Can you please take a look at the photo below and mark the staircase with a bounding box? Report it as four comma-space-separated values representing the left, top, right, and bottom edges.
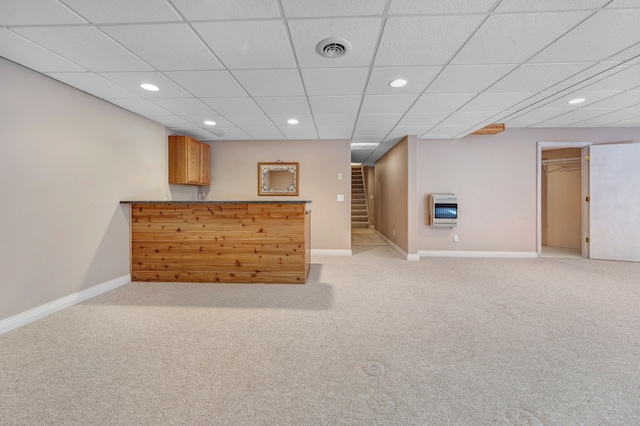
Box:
351, 166, 369, 229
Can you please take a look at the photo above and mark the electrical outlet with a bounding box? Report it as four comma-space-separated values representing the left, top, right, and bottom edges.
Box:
453, 235, 459, 243
337, 173, 342, 180
337, 194, 344, 202
392, 229, 396, 236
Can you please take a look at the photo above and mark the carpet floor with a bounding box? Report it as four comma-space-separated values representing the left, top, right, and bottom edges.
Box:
1, 239, 639, 425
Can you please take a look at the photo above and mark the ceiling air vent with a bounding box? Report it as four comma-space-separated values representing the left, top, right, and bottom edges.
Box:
317, 38, 351, 58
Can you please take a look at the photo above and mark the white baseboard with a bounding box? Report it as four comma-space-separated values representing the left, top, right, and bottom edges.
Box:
0, 274, 130, 336
375, 231, 420, 261
311, 249, 353, 256
419, 250, 538, 259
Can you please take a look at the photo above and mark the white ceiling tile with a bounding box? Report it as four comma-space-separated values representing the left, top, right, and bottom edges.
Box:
587, 91, 640, 108
389, 126, 436, 136
507, 109, 570, 122
63, 0, 182, 24
495, 0, 610, 12
545, 62, 625, 92
487, 63, 595, 92
301, 68, 369, 96
542, 91, 624, 109
360, 94, 418, 114
427, 65, 517, 94
254, 97, 311, 115
309, 96, 362, 114
171, 0, 281, 20
351, 136, 383, 144
102, 24, 222, 71
243, 127, 285, 140
225, 115, 275, 127
107, 98, 172, 115
193, 21, 295, 70
366, 66, 441, 95
578, 65, 640, 91
357, 114, 403, 127
388, 0, 496, 14
459, 92, 537, 112
214, 128, 252, 140
546, 108, 617, 122
164, 71, 247, 97
200, 98, 263, 115
396, 113, 449, 127
408, 93, 477, 113
288, 18, 382, 68
270, 115, 315, 128
608, 42, 640, 62
45, 72, 138, 99
280, 128, 319, 139
452, 12, 591, 65
170, 127, 221, 141
0, 29, 86, 72
375, 16, 484, 66
353, 126, 394, 137
317, 127, 353, 139
530, 122, 574, 128
281, 0, 386, 17
148, 98, 217, 115
532, 9, 640, 62
145, 115, 194, 128
439, 111, 499, 127
12, 26, 152, 72
422, 125, 469, 138
605, 0, 640, 8
601, 117, 640, 127
180, 115, 236, 128
232, 69, 305, 97
0, 0, 86, 25
579, 108, 640, 123
314, 115, 357, 127
97, 72, 192, 98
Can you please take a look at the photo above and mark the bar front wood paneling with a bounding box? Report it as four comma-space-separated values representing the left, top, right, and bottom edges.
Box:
127, 202, 311, 284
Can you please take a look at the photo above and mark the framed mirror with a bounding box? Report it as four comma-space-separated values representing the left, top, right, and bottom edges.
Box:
258, 162, 299, 196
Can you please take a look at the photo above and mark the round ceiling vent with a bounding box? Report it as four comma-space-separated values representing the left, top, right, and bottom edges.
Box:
316, 38, 352, 58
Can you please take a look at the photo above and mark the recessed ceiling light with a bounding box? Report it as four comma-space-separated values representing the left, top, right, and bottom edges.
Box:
140, 83, 159, 91
568, 97, 585, 105
204, 120, 216, 126
287, 119, 299, 125
389, 79, 408, 88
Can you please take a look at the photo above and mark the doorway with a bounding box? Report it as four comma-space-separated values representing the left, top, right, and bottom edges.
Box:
536, 141, 590, 258
541, 148, 583, 257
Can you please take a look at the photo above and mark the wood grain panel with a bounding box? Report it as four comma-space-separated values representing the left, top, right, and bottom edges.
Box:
130, 203, 310, 284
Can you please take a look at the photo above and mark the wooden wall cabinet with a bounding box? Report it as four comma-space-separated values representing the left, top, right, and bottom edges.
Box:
168, 135, 210, 185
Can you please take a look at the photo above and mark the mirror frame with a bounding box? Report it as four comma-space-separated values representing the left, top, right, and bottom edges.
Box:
258, 162, 299, 196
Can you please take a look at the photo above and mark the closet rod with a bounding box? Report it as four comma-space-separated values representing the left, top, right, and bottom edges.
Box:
541, 157, 582, 165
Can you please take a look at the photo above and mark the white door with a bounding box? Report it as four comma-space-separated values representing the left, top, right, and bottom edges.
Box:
589, 143, 640, 262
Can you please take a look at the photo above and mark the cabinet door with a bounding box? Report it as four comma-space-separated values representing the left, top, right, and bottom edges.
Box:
200, 142, 210, 185
186, 137, 201, 184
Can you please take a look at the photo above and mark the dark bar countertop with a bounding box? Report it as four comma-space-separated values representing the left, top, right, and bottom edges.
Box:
120, 200, 312, 204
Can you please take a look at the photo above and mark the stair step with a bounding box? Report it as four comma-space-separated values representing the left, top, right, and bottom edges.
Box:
352, 222, 369, 229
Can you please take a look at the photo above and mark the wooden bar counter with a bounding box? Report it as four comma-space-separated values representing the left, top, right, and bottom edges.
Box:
121, 201, 311, 284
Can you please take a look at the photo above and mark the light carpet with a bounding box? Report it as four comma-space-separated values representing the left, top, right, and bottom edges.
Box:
1, 245, 639, 425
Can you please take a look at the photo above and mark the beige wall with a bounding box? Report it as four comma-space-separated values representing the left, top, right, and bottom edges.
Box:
416, 128, 640, 254
207, 139, 351, 251
375, 137, 409, 251
0, 58, 168, 322
541, 148, 582, 249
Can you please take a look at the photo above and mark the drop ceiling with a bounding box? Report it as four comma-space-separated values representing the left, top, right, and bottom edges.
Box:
2, 0, 640, 164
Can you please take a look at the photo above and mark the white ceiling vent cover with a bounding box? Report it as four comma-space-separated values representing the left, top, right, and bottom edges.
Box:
317, 38, 352, 58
